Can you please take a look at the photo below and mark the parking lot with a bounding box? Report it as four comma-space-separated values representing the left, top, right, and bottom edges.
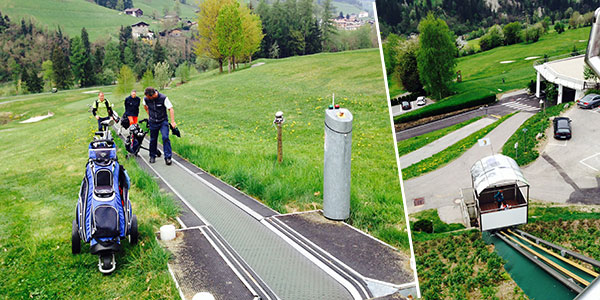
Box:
391, 97, 431, 116
523, 106, 600, 204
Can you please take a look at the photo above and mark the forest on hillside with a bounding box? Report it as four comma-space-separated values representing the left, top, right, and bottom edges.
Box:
376, 0, 600, 37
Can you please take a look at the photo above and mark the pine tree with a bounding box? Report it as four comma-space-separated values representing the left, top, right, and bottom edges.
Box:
104, 41, 121, 73
80, 28, 95, 87
70, 36, 86, 85
153, 39, 166, 64
51, 46, 73, 89
320, 0, 336, 51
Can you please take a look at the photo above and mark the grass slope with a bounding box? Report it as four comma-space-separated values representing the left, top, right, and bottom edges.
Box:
0, 88, 180, 298
0, 0, 198, 41
158, 49, 408, 248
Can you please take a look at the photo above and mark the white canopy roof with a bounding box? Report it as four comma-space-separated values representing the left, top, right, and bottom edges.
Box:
470, 154, 528, 196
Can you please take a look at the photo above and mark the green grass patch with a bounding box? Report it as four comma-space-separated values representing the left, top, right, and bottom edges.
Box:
402, 113, 515, 180
527, 205, 600, 223
0, 87, 180, 299
502, 103, 571, 165
163, 49, 408, 249
0, 0, 197, 41
397, 116, 482, 156
394, 88, 496, 124
410, 209, 465, 234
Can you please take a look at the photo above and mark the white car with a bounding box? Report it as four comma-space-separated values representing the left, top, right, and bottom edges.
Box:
416, 96, 427, 106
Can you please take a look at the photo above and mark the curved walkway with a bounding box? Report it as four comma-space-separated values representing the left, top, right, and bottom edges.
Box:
402, 112, 534, 223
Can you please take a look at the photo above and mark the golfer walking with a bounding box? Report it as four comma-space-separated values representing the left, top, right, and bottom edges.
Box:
143, 87, 176, 165
91, 92, 115, 130
124, 90, 141, 125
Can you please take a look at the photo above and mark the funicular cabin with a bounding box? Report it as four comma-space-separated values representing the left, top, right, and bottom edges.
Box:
470, 155, 529, 231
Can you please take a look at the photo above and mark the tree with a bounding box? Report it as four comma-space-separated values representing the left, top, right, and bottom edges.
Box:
417, 13, 456, 100
383, 33, 401, 76
216, 2, 243, 73
269, 41, 280, 58
104, 41, 121, 73
70, 36, 86, 86
395, 38, 422, 93
194, 0, 235, 72
51, 45, 72, 90
554, 22, 565, 34
584, 65, 599, 85
116, 65, 135, 94
41, 60, 54, 89
141, 68, 155, 88
175, 62, 191, 83
116, 0, 125, 11
80, 28, 95, 87
153, 39, 166, 65
479, 25, 504, 51
320, 0, 336, 51
524, 24, 543, 43
154, 61, 171, 89
22, 68, 43, 93
306, 20, 322, 54
503, 22, 521, 45
239, 4, 264, 63
174, 1, 181, 17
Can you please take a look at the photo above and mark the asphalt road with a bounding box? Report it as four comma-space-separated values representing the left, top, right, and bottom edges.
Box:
523, 106, 600, 205
396, 92, 540, 141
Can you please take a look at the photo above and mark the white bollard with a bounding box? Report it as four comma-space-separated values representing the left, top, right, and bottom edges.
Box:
160, 224, 176, 241
192, 292, 215, 300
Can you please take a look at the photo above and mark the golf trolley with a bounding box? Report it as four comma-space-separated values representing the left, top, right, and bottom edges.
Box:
72, 118, 138, 274
124, 118, 161, 158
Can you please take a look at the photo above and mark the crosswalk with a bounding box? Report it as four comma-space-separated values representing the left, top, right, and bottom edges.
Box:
500, 98, 540, 112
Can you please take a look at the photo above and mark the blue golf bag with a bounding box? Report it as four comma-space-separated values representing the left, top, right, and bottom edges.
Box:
72, 130, 138, 274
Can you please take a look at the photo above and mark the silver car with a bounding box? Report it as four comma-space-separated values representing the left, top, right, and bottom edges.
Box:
577, 93, 600, 109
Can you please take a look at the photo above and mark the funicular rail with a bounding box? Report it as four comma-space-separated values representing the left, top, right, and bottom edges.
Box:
496, 228, 600, 295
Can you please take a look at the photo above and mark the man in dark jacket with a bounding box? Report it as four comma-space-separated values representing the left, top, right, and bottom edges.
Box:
143, 87, 176, 165
124, 90, 141, 125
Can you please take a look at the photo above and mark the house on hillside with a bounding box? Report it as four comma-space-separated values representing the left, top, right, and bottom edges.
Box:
125, 8, 143, 17
131, 22, 153, 39
358, 11, 369, 18
168, 28, 182, 37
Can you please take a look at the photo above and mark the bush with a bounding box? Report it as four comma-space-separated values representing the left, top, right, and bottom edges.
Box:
414, 219, 434, 233
390, 92, 419, 106
554, 22, 565, 34
479, 25, 504, 51
524, 24, 544, 43
394, 89, 497, 124
98, 69, 116, 85
503, 22, 522, 45
175, 62, 191, 83
154, 61, 171, 89
195, 56, 218, 72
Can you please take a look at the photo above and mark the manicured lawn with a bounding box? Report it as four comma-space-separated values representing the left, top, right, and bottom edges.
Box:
0, 88, 180, 298
401, 113, 515, 180
396, 27, 590, 123
397, 116, 482, 156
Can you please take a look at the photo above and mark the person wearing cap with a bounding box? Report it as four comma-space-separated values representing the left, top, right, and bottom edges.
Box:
91, 91, 115, 130
143, 87, 176, 165
494, 190, 507, 209
124, 90, 141, 125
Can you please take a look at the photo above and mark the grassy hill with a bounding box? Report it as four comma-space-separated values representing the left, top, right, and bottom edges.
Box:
0, 0, 198, 41
0, 87, 180, 298
160, 49, 408, 248
395, 26, 590, 123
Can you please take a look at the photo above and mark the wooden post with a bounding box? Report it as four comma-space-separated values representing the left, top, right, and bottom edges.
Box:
277, 122, 283, 163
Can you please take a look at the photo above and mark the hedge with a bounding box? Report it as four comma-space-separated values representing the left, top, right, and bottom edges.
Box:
390, 93, 419, 106
394, 89, 497, 124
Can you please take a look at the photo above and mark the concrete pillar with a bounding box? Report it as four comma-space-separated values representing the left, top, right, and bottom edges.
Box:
536, 72, 541, 98
557, 84, 563, 104
575, 89, 584, 101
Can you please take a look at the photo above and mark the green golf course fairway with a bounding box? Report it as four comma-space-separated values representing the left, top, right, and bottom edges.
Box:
0, 48, 407, 297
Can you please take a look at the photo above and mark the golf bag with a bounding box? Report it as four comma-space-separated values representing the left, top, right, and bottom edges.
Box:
72, 122, 138, 274
125, 118, 160, 158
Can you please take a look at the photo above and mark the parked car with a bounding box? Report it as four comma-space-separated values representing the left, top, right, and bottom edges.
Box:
577, 93, 600, 108
416, 96, 427, 106
553, 117, 572, 139
401, 100, 412, 111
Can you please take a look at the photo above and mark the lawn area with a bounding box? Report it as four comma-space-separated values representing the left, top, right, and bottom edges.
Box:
395, 26, 590, 123
0, 0, 197, 41
401, 113, 515, 180
502, 103, 571, 165
151, 49, 408, 248
397, 116, 482, 156
0, 88, 180, 298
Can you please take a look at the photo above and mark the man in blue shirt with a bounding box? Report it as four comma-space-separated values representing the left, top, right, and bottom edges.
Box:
494, 190, 506, 209
143, 87, 176, 165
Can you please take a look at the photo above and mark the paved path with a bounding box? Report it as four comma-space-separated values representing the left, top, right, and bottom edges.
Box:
523, 106, 600, 205
399, 117, 497, 168
403, 112, 534, 223
396, 91, 540, 141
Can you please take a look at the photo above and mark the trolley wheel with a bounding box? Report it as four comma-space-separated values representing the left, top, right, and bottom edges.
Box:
98, 253, 116, 274
129, 214, 138, 245
71, 219, 81, 254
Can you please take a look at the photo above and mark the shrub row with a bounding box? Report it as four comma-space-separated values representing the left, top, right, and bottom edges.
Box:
390, 92, 418, 106
394, 89, 497, 124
